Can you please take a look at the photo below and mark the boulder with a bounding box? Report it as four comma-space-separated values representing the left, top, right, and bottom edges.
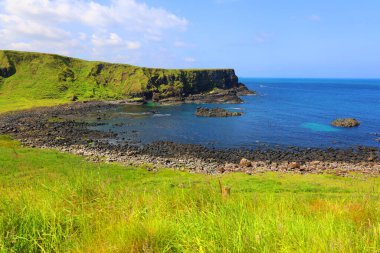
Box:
217, 167, 226, 173
239, 158, 252, 167
288, 162, 301, 170
195, 107, 242, 117
331, 118, 360, 128
224, 163, 238, 172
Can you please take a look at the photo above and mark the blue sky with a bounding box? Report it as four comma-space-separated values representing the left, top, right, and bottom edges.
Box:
0, 0, 379, 78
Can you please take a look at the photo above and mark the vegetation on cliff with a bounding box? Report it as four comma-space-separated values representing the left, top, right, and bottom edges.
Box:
0, 50, 241, 111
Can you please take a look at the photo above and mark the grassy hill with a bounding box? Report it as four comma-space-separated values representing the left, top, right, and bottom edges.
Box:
0, 50, 239, 112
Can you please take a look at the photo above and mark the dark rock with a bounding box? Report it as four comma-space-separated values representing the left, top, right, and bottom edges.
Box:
184, 88, 244, 104
195, 107, 242, 117
331, 118, 360, 128
235, 83, 256, 96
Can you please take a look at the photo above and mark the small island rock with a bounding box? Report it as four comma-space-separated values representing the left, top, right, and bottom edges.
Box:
331, 118, 360, 128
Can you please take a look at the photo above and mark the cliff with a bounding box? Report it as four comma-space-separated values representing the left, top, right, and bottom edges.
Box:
0, 50, 250, 103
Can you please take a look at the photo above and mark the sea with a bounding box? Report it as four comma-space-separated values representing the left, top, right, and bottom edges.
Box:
92, 78, 380, 149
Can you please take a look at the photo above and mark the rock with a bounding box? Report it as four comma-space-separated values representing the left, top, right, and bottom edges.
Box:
217, 167, 226, 173
185, 89, 244, 104
239, 158, 252, 167
376, 138, 380, 142
152, 92, 160, 102
331, 118, 360, 128
235, 83, 256, 96
288, 162, 301, 170
195, 107, 242, 117
224, 163, 237, 171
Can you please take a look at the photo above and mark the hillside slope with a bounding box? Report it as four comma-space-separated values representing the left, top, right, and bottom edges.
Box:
0, 50, 243, 102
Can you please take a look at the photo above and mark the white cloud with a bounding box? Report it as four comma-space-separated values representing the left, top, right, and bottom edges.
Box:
174, 40, 195, 48
184, 57, 196, 63
91, 33, 124, 47
309, 14, 321, 22
0, 14, 70, 40
1, 0, 188, 33
91, 33, 141, 50
126, 41, 141, 50
0, 0, 188, 63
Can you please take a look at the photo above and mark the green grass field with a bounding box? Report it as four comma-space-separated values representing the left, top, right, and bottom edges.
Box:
0, 135, 379, 252
0, 98, 68, 114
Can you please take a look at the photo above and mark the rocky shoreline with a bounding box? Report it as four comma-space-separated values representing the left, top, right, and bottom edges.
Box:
0, 101, 379, 176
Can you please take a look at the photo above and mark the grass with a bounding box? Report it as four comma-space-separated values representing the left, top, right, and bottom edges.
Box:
0, 135, 379, 252
0, 98, 68, 114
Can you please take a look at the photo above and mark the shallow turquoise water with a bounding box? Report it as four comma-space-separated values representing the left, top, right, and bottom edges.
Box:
301, 123, 340, 132
93, 78, 380, 149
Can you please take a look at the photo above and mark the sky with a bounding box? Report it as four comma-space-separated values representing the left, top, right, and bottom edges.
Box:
0, 0, 379, 78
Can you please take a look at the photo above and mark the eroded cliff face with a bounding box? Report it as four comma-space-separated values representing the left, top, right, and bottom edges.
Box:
145, 69, 239, 96
0, 50, 249, 103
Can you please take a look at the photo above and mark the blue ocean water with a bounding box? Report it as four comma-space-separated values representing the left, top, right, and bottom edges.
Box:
94, 78, 380, 149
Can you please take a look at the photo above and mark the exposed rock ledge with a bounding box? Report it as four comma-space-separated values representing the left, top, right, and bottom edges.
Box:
195, 107, 242, 117
156, 83, 255, 105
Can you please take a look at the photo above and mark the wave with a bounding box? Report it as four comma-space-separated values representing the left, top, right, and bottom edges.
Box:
153, 114, 171, 117
122, 112, 151, 116
226, 107, 244, 110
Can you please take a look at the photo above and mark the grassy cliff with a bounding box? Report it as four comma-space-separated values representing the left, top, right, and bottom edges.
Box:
0, 50, 239, 104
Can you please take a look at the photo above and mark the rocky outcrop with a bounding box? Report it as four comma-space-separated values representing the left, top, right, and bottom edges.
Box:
331, 118, 360, 128
236, 83, 256, 96
195, 107, 242, 117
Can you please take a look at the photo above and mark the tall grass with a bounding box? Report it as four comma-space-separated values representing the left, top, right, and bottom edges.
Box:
0, 135, 379, 252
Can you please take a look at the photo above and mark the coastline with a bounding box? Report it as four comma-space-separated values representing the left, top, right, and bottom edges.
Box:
1, 101, 379, 176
